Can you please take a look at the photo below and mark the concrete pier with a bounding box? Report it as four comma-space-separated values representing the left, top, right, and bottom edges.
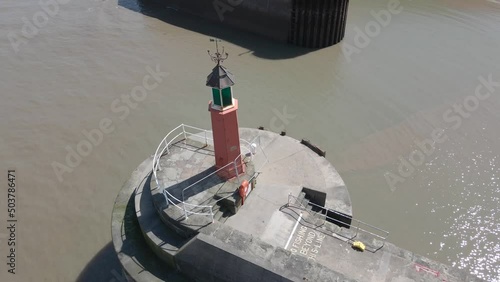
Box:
111, 127, 483, 282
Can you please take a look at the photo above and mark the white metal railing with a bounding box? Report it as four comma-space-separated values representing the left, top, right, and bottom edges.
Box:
152, 124, 268, 222
153, 124, 213, 220
248, 134, 269, 173
286, 193, 389, 246
181, 153, 245, 202
213, 171, 261, 204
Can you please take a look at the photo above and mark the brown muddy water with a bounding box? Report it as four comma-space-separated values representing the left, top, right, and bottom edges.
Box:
0, 0, 499, 281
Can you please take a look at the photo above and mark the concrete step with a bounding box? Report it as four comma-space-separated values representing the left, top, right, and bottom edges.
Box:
301, 197, 310, 210
213, 205, 224, 222
306, 204, 313, 212
149, 173, 159, 191
321, 218, 341, 234
314, 212, 326, 227
219, 206, 231, 224
135, 172, 191, 268
295, 191, 306, 205
302, 209, 326, 228
212, 204, 233, 223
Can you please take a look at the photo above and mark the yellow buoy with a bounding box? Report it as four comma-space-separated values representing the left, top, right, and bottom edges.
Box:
352, 241, 366, 252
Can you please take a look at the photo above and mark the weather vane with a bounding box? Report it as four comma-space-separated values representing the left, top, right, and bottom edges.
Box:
207, 38, 228, 65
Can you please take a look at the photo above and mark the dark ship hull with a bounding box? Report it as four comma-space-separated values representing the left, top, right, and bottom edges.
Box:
158, 0, 349, 48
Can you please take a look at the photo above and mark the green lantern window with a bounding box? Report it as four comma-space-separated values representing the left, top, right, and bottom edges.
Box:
212, 88, 222, 107
221, 87, 232, 107
212, 87, 233, 108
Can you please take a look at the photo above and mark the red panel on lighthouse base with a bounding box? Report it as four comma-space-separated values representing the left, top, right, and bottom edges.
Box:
209, 99, 245, 180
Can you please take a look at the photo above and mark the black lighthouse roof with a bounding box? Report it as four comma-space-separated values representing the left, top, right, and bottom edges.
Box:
206, 65, 235, 89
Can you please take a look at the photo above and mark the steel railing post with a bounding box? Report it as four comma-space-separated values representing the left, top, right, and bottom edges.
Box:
211, 207, 214, 223
234, 158, 240, 183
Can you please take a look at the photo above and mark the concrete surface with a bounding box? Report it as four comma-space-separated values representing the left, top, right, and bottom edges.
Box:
112, 128, 484, 282
111, 156, 189, 282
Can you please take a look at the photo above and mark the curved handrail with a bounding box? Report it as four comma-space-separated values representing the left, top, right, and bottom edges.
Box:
153, 126, 194, 218
152, 124, 259, 222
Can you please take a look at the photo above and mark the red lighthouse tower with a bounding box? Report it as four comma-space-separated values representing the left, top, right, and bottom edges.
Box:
206, 41, 245, 180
